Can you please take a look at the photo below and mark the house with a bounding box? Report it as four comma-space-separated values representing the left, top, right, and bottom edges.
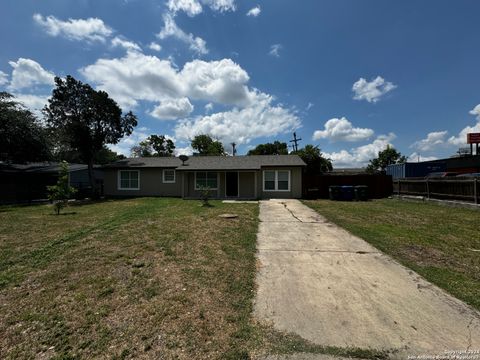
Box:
0, 162, 104, 203
103, 155, 306, 199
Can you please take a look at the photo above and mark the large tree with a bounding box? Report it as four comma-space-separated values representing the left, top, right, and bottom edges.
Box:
131, 134, 175, 157
293, 145, 332, 175
44, 75, 137, 193
0, 92, 51, 163
366, 146, 406, 173
247, 141, 288, 155
191, 134, 225, 155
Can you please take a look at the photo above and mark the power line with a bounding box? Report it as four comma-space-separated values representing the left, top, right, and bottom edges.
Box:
289, 132, 302, 152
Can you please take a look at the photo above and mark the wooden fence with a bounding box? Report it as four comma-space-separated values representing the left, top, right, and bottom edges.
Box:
393, 178, 479, 204
303, 174, 393, 199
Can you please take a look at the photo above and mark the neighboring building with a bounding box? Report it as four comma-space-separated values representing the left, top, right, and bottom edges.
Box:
103, 155, 306, 199
386, 155, 480, 179
0, 162, 104, 203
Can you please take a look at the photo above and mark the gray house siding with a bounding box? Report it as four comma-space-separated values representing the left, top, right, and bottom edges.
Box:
104, 168, 182, 197
257, 167, 302, 199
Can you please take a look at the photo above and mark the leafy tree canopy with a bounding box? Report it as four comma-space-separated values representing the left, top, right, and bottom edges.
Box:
191, 134, 225, 156
131, 134, 175, 157
44, 75, 137, 191
247, 141, 288, 155
0, 92, 51, 163
366, 145, 407, 173
53, 145, 125, 165
293, 144, 332, 175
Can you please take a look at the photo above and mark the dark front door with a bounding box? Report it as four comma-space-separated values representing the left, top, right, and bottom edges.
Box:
226, 172, 239, 197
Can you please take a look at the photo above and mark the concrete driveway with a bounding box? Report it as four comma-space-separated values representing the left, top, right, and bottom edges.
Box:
254, 199, 480, 356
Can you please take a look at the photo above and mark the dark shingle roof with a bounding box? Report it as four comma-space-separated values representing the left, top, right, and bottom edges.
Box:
0, 162, 92, 174
104, 155, 306, 170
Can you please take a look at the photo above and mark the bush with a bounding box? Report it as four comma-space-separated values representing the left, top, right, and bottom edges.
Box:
47, 161, 77, 215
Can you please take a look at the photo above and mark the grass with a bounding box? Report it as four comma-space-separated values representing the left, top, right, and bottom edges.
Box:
0, 198, 260, 359
303, 198, 480, 311
0, 198, 391, 359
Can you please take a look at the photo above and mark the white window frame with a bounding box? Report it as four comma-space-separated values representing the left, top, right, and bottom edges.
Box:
118, 170, 140, 191
262, 170, 291, 192
195, 171, 219, 190
162, 169, 176, 183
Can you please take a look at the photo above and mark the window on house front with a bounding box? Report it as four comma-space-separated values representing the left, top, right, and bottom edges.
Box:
195, 172, 218, 190
118, 170, 139, 190
263, 170, 290, 191
163, 169, 176, 183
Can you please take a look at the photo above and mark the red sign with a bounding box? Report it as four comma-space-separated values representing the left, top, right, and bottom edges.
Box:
467, 133, 480, 144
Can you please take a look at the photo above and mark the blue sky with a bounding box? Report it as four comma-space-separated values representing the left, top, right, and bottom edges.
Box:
1, 0, 480, 167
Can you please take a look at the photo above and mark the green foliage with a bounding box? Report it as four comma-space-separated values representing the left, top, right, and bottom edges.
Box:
200, 186, 212, 207
0, 92, 52, 163
366, 145, 406, 173
131, 134, 175, 157
53, 145, 125, 165
46, 161, 77, 215
293, 145, 332, 174
44, 75, 137, 192
247, 141, 288, 155
191, 134, 225, 156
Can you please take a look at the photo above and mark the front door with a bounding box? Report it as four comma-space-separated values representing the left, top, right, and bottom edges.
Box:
226, 172, 239, 197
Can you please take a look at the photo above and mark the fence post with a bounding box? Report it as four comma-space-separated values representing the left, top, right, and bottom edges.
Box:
426, 179, 430, 199
475, 178, 478, 205
397, 180, 401, 196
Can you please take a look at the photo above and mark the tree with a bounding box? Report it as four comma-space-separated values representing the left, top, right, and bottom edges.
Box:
131, 135, 175, 157
44, 76, 137, 195
52, 145, 125, 164
293, 145, 332, 175
47, 161, 77, 215
247, 141, 288, 155
366, 146, 407, 173
0, 92, 51, 163
191, 134, 225, 155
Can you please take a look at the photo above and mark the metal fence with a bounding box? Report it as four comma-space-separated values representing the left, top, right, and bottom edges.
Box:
393, 178, 479, 204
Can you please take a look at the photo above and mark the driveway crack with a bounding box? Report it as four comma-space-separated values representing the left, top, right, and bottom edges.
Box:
281, 202, 304, 222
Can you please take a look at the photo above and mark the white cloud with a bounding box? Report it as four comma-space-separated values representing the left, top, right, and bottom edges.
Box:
157, 14, 208, 55
205, 102, 213, 112
352, 76, 397, 103
408, 152, 438, 162
447, 104, 480, 146
174, 145, 194, 156
166, 0, 235, 15
167, 0, 203, 16
269, 44, 282, 57
306, 102, 314, 111
111, 36, 141, 52
148, 42, 162, 51
469, 104, 480, 119
204, 0, 236, 12
0, 71, 8, 86
149, 97, 194, 120
411, 130, 448, 152
81, 52, 257, 110
33, 14, 113, 42
12, 93, 50, 117
108, 126, 150, 156
247, 5, 261, 17
324, 133, 396, 168
313, 117, 374, 142
174, 97, 300, 145
8, 58, 55, 90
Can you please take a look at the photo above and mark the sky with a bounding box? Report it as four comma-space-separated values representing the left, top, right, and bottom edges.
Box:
1, 0, 480, 167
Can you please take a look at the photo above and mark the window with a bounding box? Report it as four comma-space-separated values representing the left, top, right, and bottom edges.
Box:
163, 169, 176, 183
195, 172, 218, 190
263, 170, 290, 191
118, 170, 140, 190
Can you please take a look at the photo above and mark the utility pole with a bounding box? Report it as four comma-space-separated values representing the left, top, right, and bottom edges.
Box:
231, 142, 237, 156
289, 132, 302, 152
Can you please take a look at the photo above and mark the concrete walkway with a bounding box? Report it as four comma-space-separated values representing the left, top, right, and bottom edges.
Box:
254, 199, 480, 356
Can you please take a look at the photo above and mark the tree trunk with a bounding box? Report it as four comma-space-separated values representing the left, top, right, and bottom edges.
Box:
87, 158, 97, 198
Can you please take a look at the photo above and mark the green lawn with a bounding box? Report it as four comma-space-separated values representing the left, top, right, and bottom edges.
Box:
304, 199, 480, 311
0, 198, 260, 359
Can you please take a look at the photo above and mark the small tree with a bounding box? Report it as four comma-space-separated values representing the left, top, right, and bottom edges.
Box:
366, 146, 406, 173
200, 186, 212, 207
47, 161, 77, 215
247, 141, 288, 155
191, 134, 225, 155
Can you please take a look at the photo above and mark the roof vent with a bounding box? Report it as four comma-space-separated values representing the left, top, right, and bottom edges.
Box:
179, 155, 189, 165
